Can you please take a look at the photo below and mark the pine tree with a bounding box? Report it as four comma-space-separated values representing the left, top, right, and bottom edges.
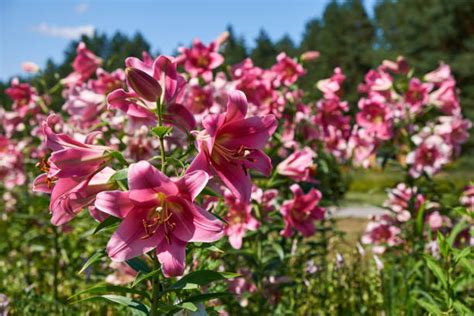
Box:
220, 26, 248, 66
251, 29, 278, 68
275, 34, 297, 57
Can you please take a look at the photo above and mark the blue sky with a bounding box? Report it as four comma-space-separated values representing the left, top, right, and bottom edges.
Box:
0, 0, 376, 80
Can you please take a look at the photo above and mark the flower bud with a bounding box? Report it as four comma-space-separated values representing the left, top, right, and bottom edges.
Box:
125, 67, 162, 102
300, 51, 320, 62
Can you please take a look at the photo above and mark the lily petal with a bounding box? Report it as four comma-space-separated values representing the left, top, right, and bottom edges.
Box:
243, 149, 272, 176
128, 161, 178, 207
107, 209, 164, 262
189, 206, 224, 243
95, 190, 134, 218
156, 236, 187, 277
218, 115, 277, 149
175, 170, 209, 201
214, 162, 251, 202
225, 90, 247, 123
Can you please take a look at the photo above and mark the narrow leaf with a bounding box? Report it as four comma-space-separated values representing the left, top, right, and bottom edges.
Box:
78, 250, 106, 274
109, 168, 128, 182
425, 256, 448, 289
93, 216, 121, 235
168, 270, 239, 291
68, 284, 150, 301
416, 299, 442, 315
126, 257, 151, 273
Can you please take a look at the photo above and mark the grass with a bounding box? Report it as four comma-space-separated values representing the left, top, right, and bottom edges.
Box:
342, 156, 474, 206
334, 155, 474, 248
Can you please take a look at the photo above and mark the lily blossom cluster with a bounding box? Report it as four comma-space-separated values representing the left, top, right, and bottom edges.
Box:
460, 183, 474, 213
2, 34, 470, 288
350, 57, 471, 173
362, 182, 468, 254
314, 68, 352, 160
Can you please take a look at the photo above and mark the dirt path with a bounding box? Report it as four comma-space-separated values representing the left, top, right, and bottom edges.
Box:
329, 205, 387, 218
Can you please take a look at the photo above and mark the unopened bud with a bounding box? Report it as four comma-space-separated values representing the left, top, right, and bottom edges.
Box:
300, 51, 320, 62
126, 67, 162, 102
215, 31, 230, 47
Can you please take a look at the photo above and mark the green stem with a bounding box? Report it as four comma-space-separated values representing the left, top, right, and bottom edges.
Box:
53, 226, 60, 304
149, 100, 166, 315
156, 101, 166, 172
150, 253, 162, 316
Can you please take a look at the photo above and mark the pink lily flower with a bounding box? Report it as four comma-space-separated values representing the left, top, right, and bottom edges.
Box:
276, 147, 316, 182
251, 186, 278, 213
48, 167, 115, 226
356, 96, 393, 140
107, 55, 195, 131
426, 211, 452, 231
89, 68, 125, 95
404, 78, 432, 113
62, 42, 102, 87
406, 133, 451, 178
362, 215, 401, 254
223, 190, 259, 249
383, 183, 425, 222
429, 80, 461, 116
381, 56, 409, 74
434, 116, 472, 155
280, 184, 325, 237
94, 161, 224, 277
358, 69, 393, 94
460, 184, 474, 212
0, 136, 26, 189
63, 85, 105, 129
178, 39, 224, 82
316, 67, 346, 99
41, 114, 112, 178
189, 90, 277, 202
271, 53, 305, 87
348, 126, 378, 168
424, 63, 452, 84
5, 78, 40, 118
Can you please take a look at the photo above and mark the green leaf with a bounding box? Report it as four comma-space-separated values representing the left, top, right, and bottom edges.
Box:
453, 300, 471, 314
415, 202, 426, 236
93, 216, 121, 235
447, 220, 468, 246
152, 126, 173, 138
68, 284, 150, 301
132, 269, 161, 287
425, 256, 448, 289
126, 257, 151, 273
201, 187, 220, 197
109, 168, 128, 182
437, 232, 449, 259
459, 258, 474, 275
453, 247, 471, 264
83, 295, 149, 315
192, 243, 224, 253
78, 250, 106, 274
109, 151, 129, 166
181, 292, 231, 304
168, 270, 239, 291
416, 299, 442, 315
177, 302, 198, 312
271, 242, 285, 261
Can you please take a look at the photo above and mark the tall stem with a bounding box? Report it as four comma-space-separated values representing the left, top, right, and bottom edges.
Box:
157, 101, 166, 172
52, 226, 60, 304
150, 253, 162, 316
150, 100, 166, 315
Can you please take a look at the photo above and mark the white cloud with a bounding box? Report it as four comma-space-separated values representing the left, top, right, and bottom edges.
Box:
33, 23, 95, 40
75, 2, 89, 14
